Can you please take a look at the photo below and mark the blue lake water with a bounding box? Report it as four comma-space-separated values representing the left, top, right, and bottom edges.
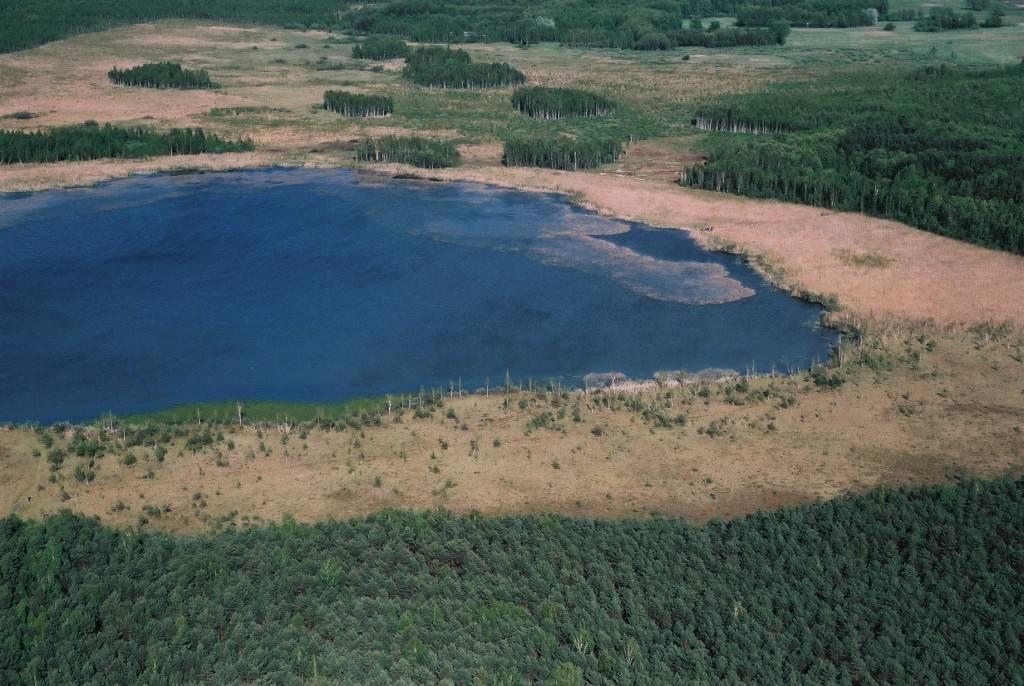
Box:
0, 168, 834, 423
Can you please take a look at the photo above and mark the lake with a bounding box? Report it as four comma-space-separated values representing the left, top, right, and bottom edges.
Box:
0, 169, 834, 423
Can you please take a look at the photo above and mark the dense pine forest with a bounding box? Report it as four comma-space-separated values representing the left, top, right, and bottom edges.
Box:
323, 90, 393, 117
108, 62, 215, 89
512, 87, 615, 119
0, 0, 889, 53
0, 123, 253, 164
683, 64, 1024, 254
402, 47, 526, 89
351, 36, 409, 60
3, 478, 1023, 684
356, 135, 460, 168
503, 135, 625, 170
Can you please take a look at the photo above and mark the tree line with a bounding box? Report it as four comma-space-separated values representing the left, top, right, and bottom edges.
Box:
355, 135, 460, 168
402, 46, 525, 89
323, 90, 393, 117
1, 0, 889, 54
503, 135, 625, 170
511, 86, 615, 119
913, 7, 978, 31
345, 0, 881, 48
351, 35, 409, 59
107, 62, 215, 89
560, 22, 790, 49
736, 1, 878, 28
0, 122, 254, 164
2, 477, 1023, 683
681, 64, 1024, 254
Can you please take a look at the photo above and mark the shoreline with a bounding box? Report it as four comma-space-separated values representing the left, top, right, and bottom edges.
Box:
4, 155, 1024, 329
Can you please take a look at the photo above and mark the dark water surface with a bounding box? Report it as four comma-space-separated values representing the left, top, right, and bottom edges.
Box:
0, 169, 834, 422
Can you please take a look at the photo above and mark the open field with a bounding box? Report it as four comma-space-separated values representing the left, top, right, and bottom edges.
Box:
3, 324, 1022, 532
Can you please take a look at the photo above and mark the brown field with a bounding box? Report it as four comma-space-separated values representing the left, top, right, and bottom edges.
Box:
2, 325, 1023, 532
2, 21, 1023, 531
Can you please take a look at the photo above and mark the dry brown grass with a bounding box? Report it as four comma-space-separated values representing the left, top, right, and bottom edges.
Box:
415, 166, 1024, 327
3, 327, 1023, 532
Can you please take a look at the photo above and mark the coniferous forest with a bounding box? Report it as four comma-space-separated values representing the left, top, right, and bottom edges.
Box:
683, 65, 1024, 254
2, 478, 1023, 684
356, 135, 460, 168
503, 136, 625, 170
108, 62, 215, 89
0, 0, 892, 53
512, 87, 615, 120
323, 90, 393, 117
351, 36, 409, 60
402, 47, 526, 89
0, 123, 253, 164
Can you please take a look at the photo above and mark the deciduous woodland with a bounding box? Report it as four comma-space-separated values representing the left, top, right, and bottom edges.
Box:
3, 478, 1023, 684
107, 62, 215, 89
402, 46, 525, 89
355, 135, 460, 168
511, 87, 615, 120
683, 65, 1024, 254
503, 135, 625, 170
323, 90, 393, 117
0, 123, 253, 164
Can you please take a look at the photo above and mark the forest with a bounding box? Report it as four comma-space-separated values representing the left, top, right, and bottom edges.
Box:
355, 135, 460, 168
323, 90, 393, 117
682, 64, 1024, 254
345, 0, 875, 47
512, 87, 615, 120
0, 0, 886, 53
2, 477, 1022, 684
402, 47, 526, 89
912, 7, 979, 31
735, 0, 878, 28
503, 135, 625, 170
107, 62, 215, 89
350, 35, 409, 60
0, 123, 253, 164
